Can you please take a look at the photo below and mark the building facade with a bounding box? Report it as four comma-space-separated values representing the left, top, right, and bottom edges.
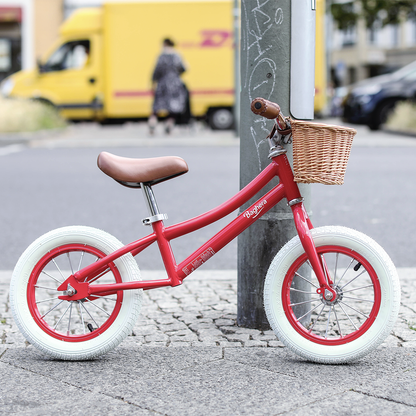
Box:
0, 0, 104, 82
330, 7, 416, 87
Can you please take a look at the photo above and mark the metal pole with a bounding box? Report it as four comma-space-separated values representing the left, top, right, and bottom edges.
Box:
237, 0, 312, 329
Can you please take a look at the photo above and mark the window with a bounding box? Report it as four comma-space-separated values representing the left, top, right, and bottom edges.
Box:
341, 26, 357, 47
0, 38, 11, 71
42, 40, 90, 72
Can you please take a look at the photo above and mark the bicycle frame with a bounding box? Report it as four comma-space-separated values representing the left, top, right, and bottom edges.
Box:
58, 151, 334, 301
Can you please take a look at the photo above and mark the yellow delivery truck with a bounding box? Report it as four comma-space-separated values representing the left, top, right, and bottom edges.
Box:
1, 0, 235, 129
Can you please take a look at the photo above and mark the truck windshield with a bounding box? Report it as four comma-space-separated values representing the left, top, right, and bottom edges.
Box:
42, 40, 90, 72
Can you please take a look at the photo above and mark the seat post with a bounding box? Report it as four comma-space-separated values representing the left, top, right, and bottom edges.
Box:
140, 183, 168, 226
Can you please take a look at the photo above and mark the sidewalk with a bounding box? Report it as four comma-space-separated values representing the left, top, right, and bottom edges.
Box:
1, 268, 416, 415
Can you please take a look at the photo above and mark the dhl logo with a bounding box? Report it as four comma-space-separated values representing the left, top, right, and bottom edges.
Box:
179, 30, 233, 49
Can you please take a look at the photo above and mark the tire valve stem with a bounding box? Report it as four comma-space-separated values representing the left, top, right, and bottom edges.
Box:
354, 262, 362, 271
87, 323, 95, 332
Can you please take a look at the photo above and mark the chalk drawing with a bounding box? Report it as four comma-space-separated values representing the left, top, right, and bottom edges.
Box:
242, 0, 284, 171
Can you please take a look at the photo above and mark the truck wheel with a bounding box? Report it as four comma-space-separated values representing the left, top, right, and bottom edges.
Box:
208, 108, 234, 130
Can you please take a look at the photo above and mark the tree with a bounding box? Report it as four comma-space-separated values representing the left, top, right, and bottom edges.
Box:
331, 0, 416, 30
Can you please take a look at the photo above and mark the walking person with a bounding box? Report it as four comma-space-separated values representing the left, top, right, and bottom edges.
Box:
148, 38, 188, 135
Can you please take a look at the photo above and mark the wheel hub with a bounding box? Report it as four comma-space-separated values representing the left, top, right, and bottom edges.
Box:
320, 285, 343, 306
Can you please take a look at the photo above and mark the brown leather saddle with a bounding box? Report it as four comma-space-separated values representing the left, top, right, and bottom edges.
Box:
97, 151, 189, 188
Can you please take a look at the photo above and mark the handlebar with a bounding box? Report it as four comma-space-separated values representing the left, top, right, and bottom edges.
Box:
250, 98, 281, 119
251, 97, 291, 135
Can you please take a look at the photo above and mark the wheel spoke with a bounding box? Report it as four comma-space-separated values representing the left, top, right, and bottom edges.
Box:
77, 251, 85, 273
80, 301, 100, 328
332, 305, 342, 337
290, 288, 316, 295
294, 271, 318, 289
324, 305, 332, 339
308, 304, 326, 332
343, 284, 374, 294
53, 302, 72, 330
52, 259, 66, 281
338, 302, 359, 330
296, 302, 323, 322
35, 285, 58, 291
36, 297, 61, 304
289, 298, 320, 307
67, 302, 74, 335
67, 253, 75, 275
333, 253, 339, 285
84, 298, 111, 316
340, 269, 366, 290
77, 301, 86, 335
335, 257, 354, 287
342, 295, 374, 303
339, 300, 369, 319
41, 270, 63, 285
41, 300, 65, 318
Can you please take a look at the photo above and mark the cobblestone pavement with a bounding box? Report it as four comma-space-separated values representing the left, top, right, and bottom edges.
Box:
1, 268, 416, 353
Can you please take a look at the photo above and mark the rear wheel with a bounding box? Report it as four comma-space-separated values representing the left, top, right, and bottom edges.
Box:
264, 226, 400, 364
10, 226, 142, 360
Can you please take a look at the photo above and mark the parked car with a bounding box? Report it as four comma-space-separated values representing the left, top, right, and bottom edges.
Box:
342, 60, 416, 130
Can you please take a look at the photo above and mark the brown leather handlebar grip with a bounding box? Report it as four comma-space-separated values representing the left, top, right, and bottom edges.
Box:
251, 98, 281, 119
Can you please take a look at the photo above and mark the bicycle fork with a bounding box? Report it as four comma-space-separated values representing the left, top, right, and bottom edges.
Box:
290, 201, 337, 301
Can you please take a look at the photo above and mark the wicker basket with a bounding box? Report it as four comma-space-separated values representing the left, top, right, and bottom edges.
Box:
291, 119, 357, 185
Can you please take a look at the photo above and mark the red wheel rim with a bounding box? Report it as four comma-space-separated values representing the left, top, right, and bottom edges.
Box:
281, 245, 381, 345
27, 244, 123, 342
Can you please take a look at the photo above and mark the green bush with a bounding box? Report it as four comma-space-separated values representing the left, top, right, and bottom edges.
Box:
385, 101, 416, 133
0, 97, 67, 133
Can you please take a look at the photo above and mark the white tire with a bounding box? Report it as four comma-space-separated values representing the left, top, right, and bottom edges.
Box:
264, 226, 400, 364
10, 226, 142, 360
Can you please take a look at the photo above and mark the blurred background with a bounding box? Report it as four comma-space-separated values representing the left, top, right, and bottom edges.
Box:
0, 0, 416, 132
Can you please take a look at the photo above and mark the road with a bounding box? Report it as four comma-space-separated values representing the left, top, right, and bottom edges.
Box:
0, 121, 415, 270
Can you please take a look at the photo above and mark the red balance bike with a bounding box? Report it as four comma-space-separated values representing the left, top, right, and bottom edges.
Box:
10, 98, 400, 364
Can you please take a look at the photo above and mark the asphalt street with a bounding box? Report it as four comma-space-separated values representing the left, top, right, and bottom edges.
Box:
1, 120, 416, 415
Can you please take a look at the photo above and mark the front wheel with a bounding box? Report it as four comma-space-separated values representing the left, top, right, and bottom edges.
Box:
264, 226, 400, 364
10, 226, 142, 360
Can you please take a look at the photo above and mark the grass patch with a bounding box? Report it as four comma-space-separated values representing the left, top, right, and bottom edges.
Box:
385, 101, 416, 134
0, 97, 67, 133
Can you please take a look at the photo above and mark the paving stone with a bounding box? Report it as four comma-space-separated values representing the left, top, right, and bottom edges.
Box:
214, 318, 235, 326
224, 334, 250, 343
144, 334, 170, 343
268, 340, 285, 348
245, 340, 268, 347
218, 341, 242, 347
132, 325, 158, 336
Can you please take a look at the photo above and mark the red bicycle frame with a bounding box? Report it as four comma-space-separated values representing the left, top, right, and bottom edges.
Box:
58, 151, 335, 301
